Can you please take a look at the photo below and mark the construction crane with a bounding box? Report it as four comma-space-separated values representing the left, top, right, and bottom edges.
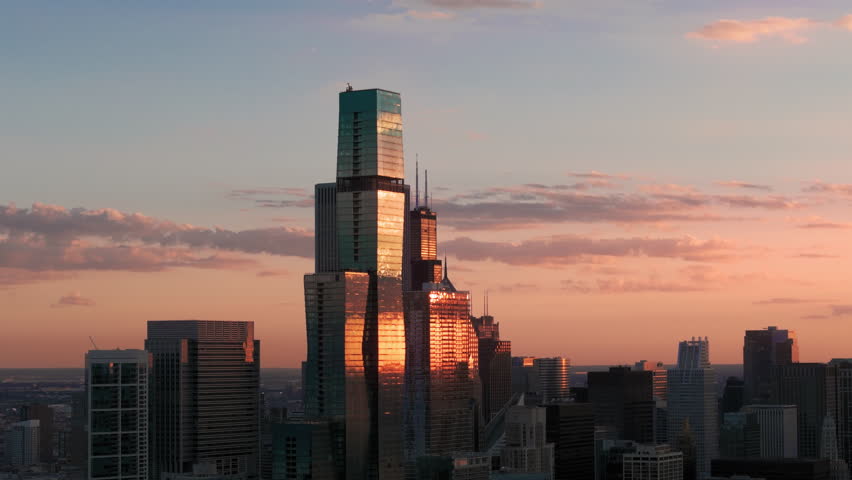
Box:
89, 336, 99, 350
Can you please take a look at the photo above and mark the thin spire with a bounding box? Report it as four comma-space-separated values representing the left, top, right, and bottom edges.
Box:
415, 154, 420, 209
443, 254, 448, 280
424, 169, 429, 210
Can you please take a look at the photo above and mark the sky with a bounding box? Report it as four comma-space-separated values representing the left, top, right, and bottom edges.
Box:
3, 0, 852, 367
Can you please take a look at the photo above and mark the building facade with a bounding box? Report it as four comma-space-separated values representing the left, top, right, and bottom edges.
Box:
588, 366, 656, 443
743, 326, 798, 405
770, 363, 837, 459
501, 402, 554, 480
622, 444, 683, 480
545, 402, 595, 480
740, 405, 798, 458
4, 420, 40, 467
667, 338, 718, 479
146, 321, 260, 480
303, 87, 408, 480
533, 358, 570, 404
85, 349, 149, 480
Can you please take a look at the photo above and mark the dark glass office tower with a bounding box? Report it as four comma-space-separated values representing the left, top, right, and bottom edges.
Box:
771, 362, 838, 458
545, 403, 595, 480
588, 366, 655, 443
744, 326, 798, 405
146, 320, 260, 480
304, 88, 407, 480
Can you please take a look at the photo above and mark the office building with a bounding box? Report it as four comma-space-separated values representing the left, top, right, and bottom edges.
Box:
721, 378, 744, 414
146, 321, 260, 480
719, 412, 760, 459
501, 401, 554, 480
622, 444, 683, 480
85, 349, 149, 480
4, 419, 40, 466
473, 314, 512, 422
667, 338, 718, 479
270, 421, 334, 480
545, 402, 595, 480
829, 359, 852, 470
303, 87, 408, 480
771, 363, 837, 458
588, 366, 655, 443
744, 327, 798, 405
407, 177, 441, 291
740, 405, 797, 458
635, 361, 668, 402
512, 357, 537, 396
710, 458, 830, 480
20, 404, 55, 463
404, 270, 481, 462
533, 358, 570, 404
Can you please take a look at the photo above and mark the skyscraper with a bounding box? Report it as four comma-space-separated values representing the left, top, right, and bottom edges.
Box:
85, 349, 149, 480
588, 366, 656, 443
4, 420, 40, 467
403, 270, 480, 463
146, 320, 260, 480
472, 314, 512, 423
501, 400, 555, 479
771, 362, 837, 459
407, 167, 441, 291
304, 87, 407, 480
622, 444, 684, 480
830, 359, 852, 472
667, 338, 717, 479
635, 360, 668, 402
545, 402, 595, 480
743, 326, 798, 405
19, 404, 55, 463
740, 404, 798, 458
534, 357, 571, 404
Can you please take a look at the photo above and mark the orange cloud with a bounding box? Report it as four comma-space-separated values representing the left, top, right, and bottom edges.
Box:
687, 16, 817, 44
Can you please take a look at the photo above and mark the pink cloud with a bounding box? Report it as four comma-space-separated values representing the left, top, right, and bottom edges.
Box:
51, 292, 95, 308
836, 15, 852, 30
687, 17, 818, 44
256, 269, 288, 277
426, 0, 540, 9
804, 181, 852, 196
407, 10, 456, 20
0, 268, 75, 288
754, 297, 826, 305
716, 180, 773, 192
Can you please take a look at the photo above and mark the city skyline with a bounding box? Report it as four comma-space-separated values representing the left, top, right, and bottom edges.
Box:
5, 1, 852, 368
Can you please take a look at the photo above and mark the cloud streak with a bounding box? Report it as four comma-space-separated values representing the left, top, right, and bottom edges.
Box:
688, 14, 852, 44
52, 292, 96, 308
425, 0, 540, 9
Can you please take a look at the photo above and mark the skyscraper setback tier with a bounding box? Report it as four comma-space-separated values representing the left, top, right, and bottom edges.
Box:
145, 320, 260, 480
304, 87, 407, 480
743, 326, 798, 405
770, 362, 838, 459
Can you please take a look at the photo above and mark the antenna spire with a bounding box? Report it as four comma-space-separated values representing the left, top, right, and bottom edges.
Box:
415, 155, 420, 209
443, 254, 448, 281
424, 169, 429, 210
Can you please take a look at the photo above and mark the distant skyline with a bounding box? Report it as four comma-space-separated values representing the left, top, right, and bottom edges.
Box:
3, 1, 852, 367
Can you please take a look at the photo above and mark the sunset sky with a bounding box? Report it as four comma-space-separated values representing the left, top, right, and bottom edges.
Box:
3, 0, 852, 368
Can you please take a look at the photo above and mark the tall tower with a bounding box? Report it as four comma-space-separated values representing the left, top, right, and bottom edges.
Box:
304, 88, 407, 480
85, 349, 149, 480
146, 320, 260, 480
743, 326, 798, 405
667, 338, 718, 479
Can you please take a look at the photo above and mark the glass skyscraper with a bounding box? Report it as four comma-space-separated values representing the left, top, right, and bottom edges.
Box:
145, 320, 260, 480
743, 326, 798, 405
304, 87, 407, 480
85, 349, 150, 480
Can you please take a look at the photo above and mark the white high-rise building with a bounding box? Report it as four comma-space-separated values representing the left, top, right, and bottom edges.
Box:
86, 349, 149, 480
623, 444, 683, 480
4, 419, 40, 466
741, 404, 798, 458
533, 357, 570, 403
667, 338, 718, 480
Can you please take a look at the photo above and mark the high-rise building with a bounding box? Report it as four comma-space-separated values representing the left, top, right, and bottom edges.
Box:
545, 402, 595, 480
20, 404, 55, 463
718, 412, 760, 459
743, 326, 798, 405
622, 444, 683, 480
403, 270, 480, 463
70, 390, 89, 475
533, 358, 570, 404
407, 180, 441, 291
740, 405, 797, 458
270, 421, 335, 480
314, 182, 338, 273
304, 87, 407, 480
588, 367, 655, 443
635, 361, 668, 402
146, 320, 260, 480
4, 420, 40, 466
85, 349, 149, 480
512, 357, 537, 396
473, 314, 512, 423
770, 363, 837, 459
501, 401, 554, 480
667, 338, 718, 479
829, 359, 852, 471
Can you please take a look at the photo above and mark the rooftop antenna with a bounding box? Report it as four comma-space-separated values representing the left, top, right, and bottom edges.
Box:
443, 254, 448, 281
345, 82, 353, 92
89, 336, 99, 350
424, 169, 429, 210
415, 155, 420, 209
